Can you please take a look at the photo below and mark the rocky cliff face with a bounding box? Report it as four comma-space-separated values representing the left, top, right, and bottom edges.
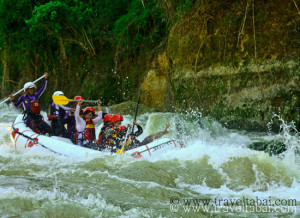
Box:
140, 52, 171, 111
170, 61, 299, 131
139, 0, 300, 131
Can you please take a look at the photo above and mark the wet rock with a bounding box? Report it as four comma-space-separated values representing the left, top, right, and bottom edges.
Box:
138, 0, 300, 131
140, 52, 171, 111
248, 140, 286, 156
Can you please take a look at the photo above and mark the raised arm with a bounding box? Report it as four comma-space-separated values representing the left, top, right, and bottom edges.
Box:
92, 99, 102, 124
75, 104, 85, 130
132, 120, 143, 137
35, 73, 48, 100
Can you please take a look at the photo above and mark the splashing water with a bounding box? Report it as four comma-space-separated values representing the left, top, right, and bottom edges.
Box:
0, 103, 299, 217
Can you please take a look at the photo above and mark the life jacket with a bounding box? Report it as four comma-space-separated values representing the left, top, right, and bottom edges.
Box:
97, 124, 116, 147
29, 101, 41, 114
23, 103, 43, 126
22, 95, 41, 124
99, 125, 118, 148
110, 127, 118, 142
106, 127, 120, 149
77, 119, 96, 144
22, 94, 41, 115
83, 119, 96, 141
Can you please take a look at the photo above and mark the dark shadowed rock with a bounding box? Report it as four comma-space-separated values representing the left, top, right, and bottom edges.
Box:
248, 140, 286, 156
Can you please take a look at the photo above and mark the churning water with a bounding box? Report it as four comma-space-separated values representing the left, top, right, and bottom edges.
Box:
0, 103, 299, 217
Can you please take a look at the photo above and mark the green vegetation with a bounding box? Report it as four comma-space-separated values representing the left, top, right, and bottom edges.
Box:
0, 0, 193, 107
0, 0, 299, 131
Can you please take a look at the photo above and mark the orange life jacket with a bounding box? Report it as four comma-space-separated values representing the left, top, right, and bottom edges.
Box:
83, 119, 95, 141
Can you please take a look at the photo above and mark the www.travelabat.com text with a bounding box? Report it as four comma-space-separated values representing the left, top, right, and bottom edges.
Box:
169, 196, 297, 213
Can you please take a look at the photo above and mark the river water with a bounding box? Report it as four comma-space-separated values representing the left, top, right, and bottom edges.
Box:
0, 103, 299, 217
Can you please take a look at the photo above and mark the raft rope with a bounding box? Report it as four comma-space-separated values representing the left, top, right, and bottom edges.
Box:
11, 123, 177, 157
131, 140, 176, 156
11, 125, 66, 156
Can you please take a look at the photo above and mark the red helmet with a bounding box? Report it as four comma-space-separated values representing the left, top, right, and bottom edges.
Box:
83, 107, 95, 114
103, 114, 113, 122
117, 126, 127, 132
111, 114, 124, 123
74, 96, 84, 101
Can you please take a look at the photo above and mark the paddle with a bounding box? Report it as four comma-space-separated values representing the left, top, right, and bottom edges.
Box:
116, 127, 131, 154
131, 91, 141, 136
0, 75, 45, 105
116, 91, 141, 154
52, 95, 98, 105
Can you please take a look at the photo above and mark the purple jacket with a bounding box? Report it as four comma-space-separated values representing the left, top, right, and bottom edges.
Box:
64, 110, 76, 136
13, 79, 48, 111
50, 102, 71, 122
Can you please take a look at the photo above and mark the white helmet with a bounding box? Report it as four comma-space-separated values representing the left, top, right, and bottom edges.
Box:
53, 91, 64, 96
24, 82, 36, 91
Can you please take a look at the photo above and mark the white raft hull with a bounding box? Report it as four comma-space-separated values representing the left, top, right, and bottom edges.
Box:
10, 115, 178, 158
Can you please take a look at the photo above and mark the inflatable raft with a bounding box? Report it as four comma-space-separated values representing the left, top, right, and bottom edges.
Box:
10, 115, 178, 158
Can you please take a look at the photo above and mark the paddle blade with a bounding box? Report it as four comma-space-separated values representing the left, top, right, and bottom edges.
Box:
52, 95, 73, 105
116, 147, 124, 154
125, 137, 131, 148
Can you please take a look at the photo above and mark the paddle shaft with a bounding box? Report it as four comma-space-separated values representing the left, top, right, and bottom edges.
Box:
73, 100, 98, 103
52, 95, 101, 105
116, 125, 131, 154
0, 75, 46, 105
117, 92, 141, 153
131, 91, 141, 134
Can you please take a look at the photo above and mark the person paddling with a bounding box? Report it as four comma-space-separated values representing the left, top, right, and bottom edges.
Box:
75, 99, 102, 148
98, 114, 124, 152
9, 72, 53, 135
49, 91, 71, 137
97, 114, 113, 149
118, 120, 170, 149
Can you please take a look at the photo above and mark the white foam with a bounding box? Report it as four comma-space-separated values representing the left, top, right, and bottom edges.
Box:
0, 106, 299, 216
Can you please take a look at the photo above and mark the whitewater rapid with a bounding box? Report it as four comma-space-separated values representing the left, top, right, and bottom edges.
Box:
0, 103, 299, 217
